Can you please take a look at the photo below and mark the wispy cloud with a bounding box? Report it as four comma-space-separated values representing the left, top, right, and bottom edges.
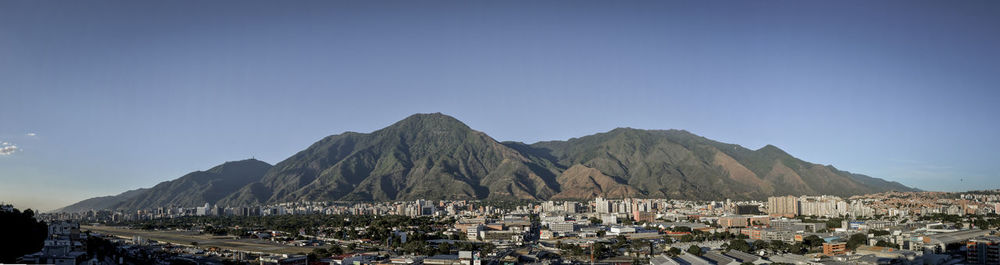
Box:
0, 144, 17, 155
25, 133, 37, 137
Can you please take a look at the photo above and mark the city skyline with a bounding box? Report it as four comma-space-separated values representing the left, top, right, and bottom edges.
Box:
3, 1, 1000, 211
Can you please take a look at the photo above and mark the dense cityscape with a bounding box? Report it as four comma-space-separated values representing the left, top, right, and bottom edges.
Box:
2, 190, 997, 265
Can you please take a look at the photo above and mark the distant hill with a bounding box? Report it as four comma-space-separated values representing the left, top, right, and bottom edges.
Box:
58, 113, 917, 212
51, 188, 147, 213
54, 159, 271, 212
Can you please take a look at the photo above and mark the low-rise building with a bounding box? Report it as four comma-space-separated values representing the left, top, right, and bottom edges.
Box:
649, 254, 680, 265
822, 242, 847, 256
549, 223, 575, 233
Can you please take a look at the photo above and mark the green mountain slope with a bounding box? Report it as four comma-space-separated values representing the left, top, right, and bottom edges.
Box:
217, 113, 561, 205
61, 113, 917, 211
117, 159, 272, 209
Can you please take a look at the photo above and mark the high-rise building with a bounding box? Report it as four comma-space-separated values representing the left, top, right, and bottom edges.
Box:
595, 197, 610, 214
195, 203, 210, 216
563, 202, 577, 213
542, 201, 557, 212
767, 196, 799, 217
966, 236, 1000, 265
798, 196, 843, 217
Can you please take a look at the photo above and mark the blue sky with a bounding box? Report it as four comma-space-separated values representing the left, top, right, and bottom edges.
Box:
1, 1, 999, 211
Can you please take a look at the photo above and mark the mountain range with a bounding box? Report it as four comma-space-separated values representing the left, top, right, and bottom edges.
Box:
54, 113, 916, 213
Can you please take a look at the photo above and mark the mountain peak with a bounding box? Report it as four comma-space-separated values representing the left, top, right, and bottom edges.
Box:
385, 112, 471, 132
216, 158, 271, 167
757, 144, 788, 154
401, 112, 457, 121
608, 127, 653, 136
231, 158, 268, 164
207, 158, 273, 174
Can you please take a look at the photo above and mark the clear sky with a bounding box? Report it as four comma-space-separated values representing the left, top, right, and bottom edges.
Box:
2, 1, 999, 212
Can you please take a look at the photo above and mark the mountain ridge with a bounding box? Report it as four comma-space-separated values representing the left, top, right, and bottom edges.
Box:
55, 159, 272, 213
55, 113, 917, 212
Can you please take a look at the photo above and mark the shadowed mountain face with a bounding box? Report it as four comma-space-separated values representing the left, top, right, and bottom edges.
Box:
58, 113, 916, 212
55, 159, 272, 212
52, 188, 148, 213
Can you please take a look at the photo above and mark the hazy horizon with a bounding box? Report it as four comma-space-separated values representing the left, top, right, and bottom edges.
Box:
2, 1, 999, 211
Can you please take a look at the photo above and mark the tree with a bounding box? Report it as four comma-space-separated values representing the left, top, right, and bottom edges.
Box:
672, 226, 692, 233
329, 245, 344, 255
686, 245, 702, 256
875, 240, 899, 249
789, 242, 807, 255
592, 243, 611, 259
312, 247, 329, 257
727, 239, 751, 252
825, 218, 844, 229
403, 240, 426, 255
597, 230, 607, 238
666, 247, 681, 256
803, 235, 824, 248
769, 240, 788, 252
437, 243, 451, 255
752, 240, 767, 251
0, 206, 48, 264
846, 233, 868, 250
561, 243, 584, 256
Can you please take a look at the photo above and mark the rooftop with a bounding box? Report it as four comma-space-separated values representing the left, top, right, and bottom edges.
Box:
927, 229, 994, 244
722, 250, 759, 262
702, 251, 735, 265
